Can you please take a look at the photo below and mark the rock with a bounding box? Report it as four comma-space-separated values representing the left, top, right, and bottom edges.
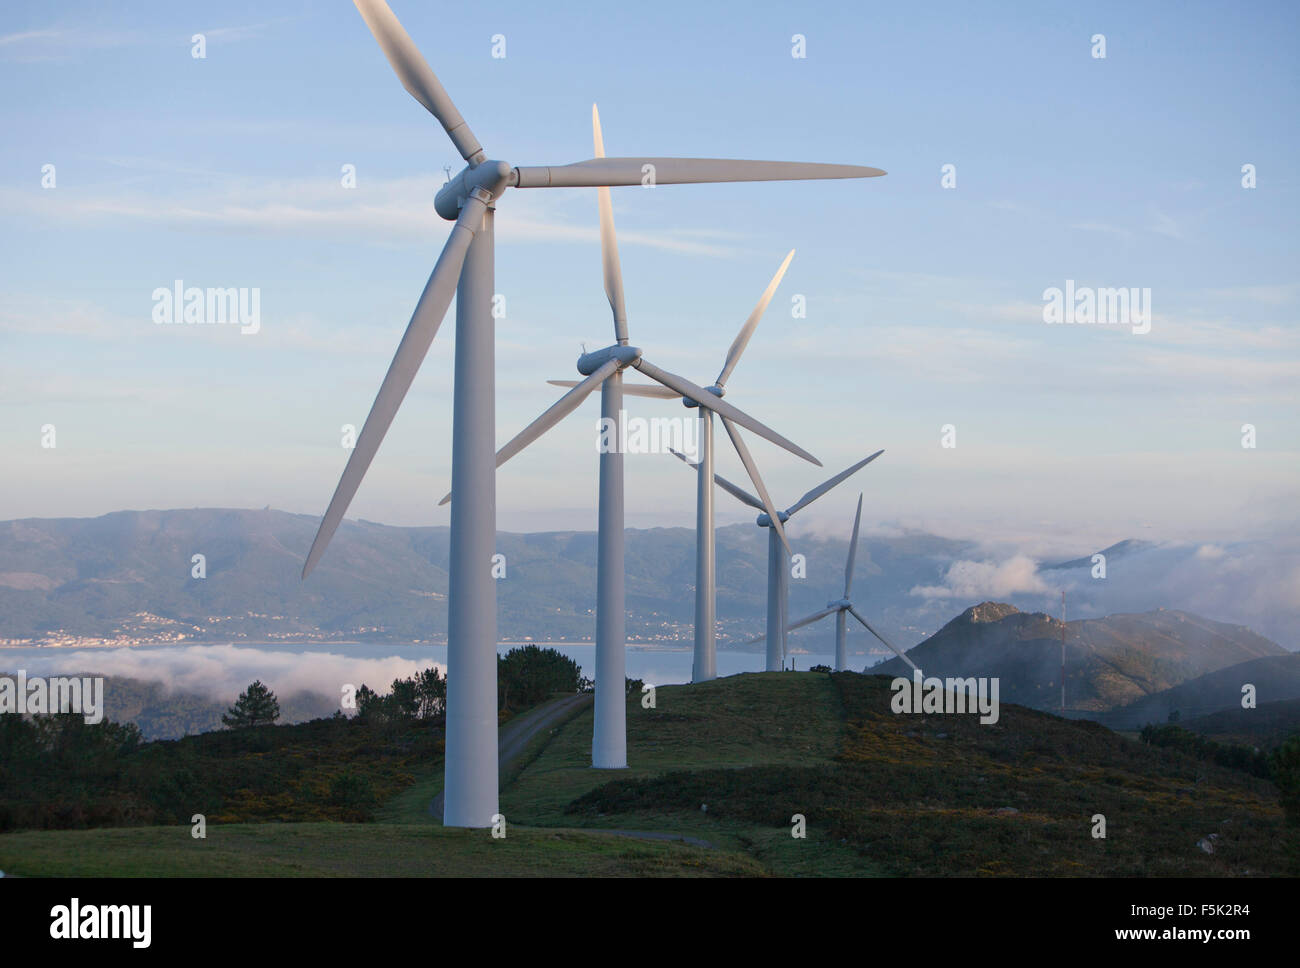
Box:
1197, 833, 1219, 854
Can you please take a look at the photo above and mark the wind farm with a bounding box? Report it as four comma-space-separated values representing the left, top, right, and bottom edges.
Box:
302, 0, 881, 825
676, 448, 886, 670
3, 0, 1297, 912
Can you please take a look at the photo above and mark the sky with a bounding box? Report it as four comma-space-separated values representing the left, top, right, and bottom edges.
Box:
2, 0, 1298, 563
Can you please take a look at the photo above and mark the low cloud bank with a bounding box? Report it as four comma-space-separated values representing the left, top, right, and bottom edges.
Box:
905, 538, 1300, 649
13, 644, 442, 705
910, 554, 1048, 600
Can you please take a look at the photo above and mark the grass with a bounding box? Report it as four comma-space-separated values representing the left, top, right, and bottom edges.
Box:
501, 672, 844, 823
497, 671, 879, 875
0, 822, 764, 877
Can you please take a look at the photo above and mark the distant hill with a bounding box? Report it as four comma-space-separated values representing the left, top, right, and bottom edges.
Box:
1179, 698, 1300, 752
1, 509, 1294, 655
0, 508, 978, 648
871, 602, 1286, 713
1097, 654, 1300, 730
1042, 538, 1156, 570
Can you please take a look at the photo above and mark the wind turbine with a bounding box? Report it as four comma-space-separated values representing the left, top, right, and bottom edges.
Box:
558, 250, 800, 685
675, 449, 885, 670
301, 0, 886, 827
443, 105, 821, 768
781, 494, 918, 672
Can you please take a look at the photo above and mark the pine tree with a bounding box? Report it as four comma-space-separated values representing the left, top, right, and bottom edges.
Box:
222, 680, 280, 729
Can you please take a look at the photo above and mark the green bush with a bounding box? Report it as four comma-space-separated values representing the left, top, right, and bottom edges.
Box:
497, 646, 583, 711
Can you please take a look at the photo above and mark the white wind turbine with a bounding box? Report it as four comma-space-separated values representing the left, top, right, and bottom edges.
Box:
301, 0, 886, 826
780, 494, 918, 672
557, 250, 803, 684
677, 451, 887, 670
443, 106, 820, 768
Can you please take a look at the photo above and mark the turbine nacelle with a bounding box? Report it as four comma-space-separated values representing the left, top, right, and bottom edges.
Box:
577, 343, 642, 374
434, 160, 515, 219
683, 384, 725, 408
756, 509, 792, 527
827, 598, 852, 610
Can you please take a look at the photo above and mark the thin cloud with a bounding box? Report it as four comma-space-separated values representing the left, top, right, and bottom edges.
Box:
0, 18, 296, 61
0, 175, 744, 257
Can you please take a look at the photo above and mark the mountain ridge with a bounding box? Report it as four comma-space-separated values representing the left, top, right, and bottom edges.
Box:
872, 600, 1285, 713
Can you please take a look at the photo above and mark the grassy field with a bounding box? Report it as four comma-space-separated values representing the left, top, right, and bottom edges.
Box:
497, 671, 874, 875
1, 670, 1293, 876
0, 822, 763, 877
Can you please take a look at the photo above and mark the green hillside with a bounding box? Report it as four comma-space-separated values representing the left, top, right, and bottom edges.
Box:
1, 671, 1293, 876
1099, 654, 1300, 729
504, 672, 1293, 876
1180, 698, 1300, 751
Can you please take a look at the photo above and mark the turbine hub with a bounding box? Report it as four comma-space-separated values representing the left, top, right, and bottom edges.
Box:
434, 159, 513, 220
683, 384, 724, 408
577, 343, 641, 375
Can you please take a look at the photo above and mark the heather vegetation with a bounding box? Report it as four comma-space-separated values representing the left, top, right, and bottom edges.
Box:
561, 673, 1298, 875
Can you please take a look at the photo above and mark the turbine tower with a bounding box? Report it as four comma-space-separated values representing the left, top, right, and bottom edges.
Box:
445, 105, 820, 768
302, 0, 886, 827
561, 252, 803, 684
778, 494, 919, 672
674, 449, 884, 670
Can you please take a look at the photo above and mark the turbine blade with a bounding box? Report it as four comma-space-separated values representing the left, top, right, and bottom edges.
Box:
715, 249, 794, 388
592, 105, 629, 344
514, 158, 886, 188
668, 448, 765, 511
719, 417, 792, 557
848, 605, 919, 673
786, 605, 838, 633
440, 358, 621, 505
303, 194, 487, 578
549, 379, 676, 398
353, 0, 483, 162
844, 493, 863, 597
714, 472, 765, 511
786, 449, 884, 517
633, 359, 821, 466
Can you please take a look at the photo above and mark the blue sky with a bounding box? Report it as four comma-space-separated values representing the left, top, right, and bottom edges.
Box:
2, 0, 1297, 562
